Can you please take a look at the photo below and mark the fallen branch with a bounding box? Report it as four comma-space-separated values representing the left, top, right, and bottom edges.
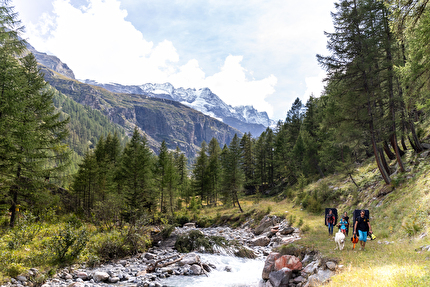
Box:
146, 255, 184, 273
199, 262, 209, 277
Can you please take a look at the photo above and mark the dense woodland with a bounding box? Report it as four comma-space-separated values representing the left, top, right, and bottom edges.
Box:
1, 0, 430, 229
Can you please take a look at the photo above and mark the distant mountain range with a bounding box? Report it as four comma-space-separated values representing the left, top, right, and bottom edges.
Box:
83, 81, 272, 137
27, 43, 272, 156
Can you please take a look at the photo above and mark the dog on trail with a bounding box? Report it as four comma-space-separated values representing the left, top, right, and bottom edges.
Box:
334, 229, 345, 250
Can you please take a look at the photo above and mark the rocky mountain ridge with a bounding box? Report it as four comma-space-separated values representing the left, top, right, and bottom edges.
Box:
39, 66, 241, 157
83, 81, 270, 137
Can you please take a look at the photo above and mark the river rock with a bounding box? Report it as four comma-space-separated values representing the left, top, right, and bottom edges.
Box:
262, 253, 281, 279
145, 253, 156, 260
190, 264, 202, 275
16, 276, 27, 283
179, 253, 200, 266
75, 272, 88, 280
250, 236, 271, 247
268, 267, 292, 287
109, 276, 120, 283
93, 271, 109, 282
255, 216, 278, 235
67, 283, 82, 287
279, 227, 294, 235
302, 260, 319, 274
274, 255, 302, 271
305, 269, 335, 287
184, 222, 196, 228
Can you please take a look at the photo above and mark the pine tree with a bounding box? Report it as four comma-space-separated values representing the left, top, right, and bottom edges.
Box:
192, 141, 209, 204
0, 11, 70, 226
240, 133, 255, 193
207, 138, 222, 206
118, 127, 154, 220
223, 134, 244, 212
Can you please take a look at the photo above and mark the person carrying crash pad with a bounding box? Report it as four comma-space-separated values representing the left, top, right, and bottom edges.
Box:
354, 209, 372, 251
326, 209, 335, 235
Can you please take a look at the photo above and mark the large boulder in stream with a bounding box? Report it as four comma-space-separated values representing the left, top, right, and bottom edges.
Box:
179, 253, 201, 266
262, 253, 302, 280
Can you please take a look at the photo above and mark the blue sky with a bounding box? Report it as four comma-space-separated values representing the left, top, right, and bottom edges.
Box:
12, 0, 335, 121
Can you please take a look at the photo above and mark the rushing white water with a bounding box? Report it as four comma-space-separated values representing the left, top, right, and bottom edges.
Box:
160, 253, 265, 287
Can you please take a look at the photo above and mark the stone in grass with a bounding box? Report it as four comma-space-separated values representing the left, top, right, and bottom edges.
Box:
326, 261, 336, 271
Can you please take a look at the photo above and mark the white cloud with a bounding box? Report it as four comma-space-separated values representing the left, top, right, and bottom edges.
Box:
303, 70, 327, 99
204, 55, 277, 116
22, 0, 277, 117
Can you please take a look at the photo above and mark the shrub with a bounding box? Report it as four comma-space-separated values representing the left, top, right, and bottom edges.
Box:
175, 214, 190, 227
307, 197, 322, 214
5, 263, 25, 278
175, 230, 229, 253
160, 224, 175, 240
90, 220, 151, 261
49, 223, 89, 263
288, 214, 296, 226
234, 247, 256, 259
8, 211, 41, 250
301, 224, 310, 233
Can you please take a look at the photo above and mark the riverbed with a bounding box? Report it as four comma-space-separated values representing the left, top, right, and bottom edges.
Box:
160, 253, 265, 287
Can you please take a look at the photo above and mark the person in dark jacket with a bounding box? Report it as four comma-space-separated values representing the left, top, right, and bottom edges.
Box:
354, 210, 372, 251
326, 209, 335, 235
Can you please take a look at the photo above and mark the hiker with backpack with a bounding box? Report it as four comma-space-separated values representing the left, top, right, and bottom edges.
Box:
354, 209, 372, 251
326, 209, 335, 235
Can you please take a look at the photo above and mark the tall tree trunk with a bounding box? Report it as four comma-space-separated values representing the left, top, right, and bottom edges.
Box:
9, 165, 21, 227
379, 147, 391, 176
390, 135, 405, 156
401, 136, 407, 151
408, 135, 417, 152
409, 115, 423, 152
234, 191, 243, 213
383, 141, 396, 160
313, 157, 325, 178
383, 6, 405, 173
372, 135, 391, 184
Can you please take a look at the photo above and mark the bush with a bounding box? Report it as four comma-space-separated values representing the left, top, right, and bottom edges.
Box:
160, 224, 175, 240
175, 230, 229, 253
5, 263, 25, 278
175, 214, 190, 227
307, 197, 322, 214
49, 223, 89, 263
8, 211, 41, 250
234, 247, 256, 259
90, 221, 151, 261
301, 224, 310, 233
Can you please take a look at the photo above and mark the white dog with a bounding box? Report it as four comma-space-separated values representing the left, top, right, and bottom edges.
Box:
334, 229, 345, 250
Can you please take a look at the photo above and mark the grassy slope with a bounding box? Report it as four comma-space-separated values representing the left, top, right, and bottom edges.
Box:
198, 149, 430, 286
